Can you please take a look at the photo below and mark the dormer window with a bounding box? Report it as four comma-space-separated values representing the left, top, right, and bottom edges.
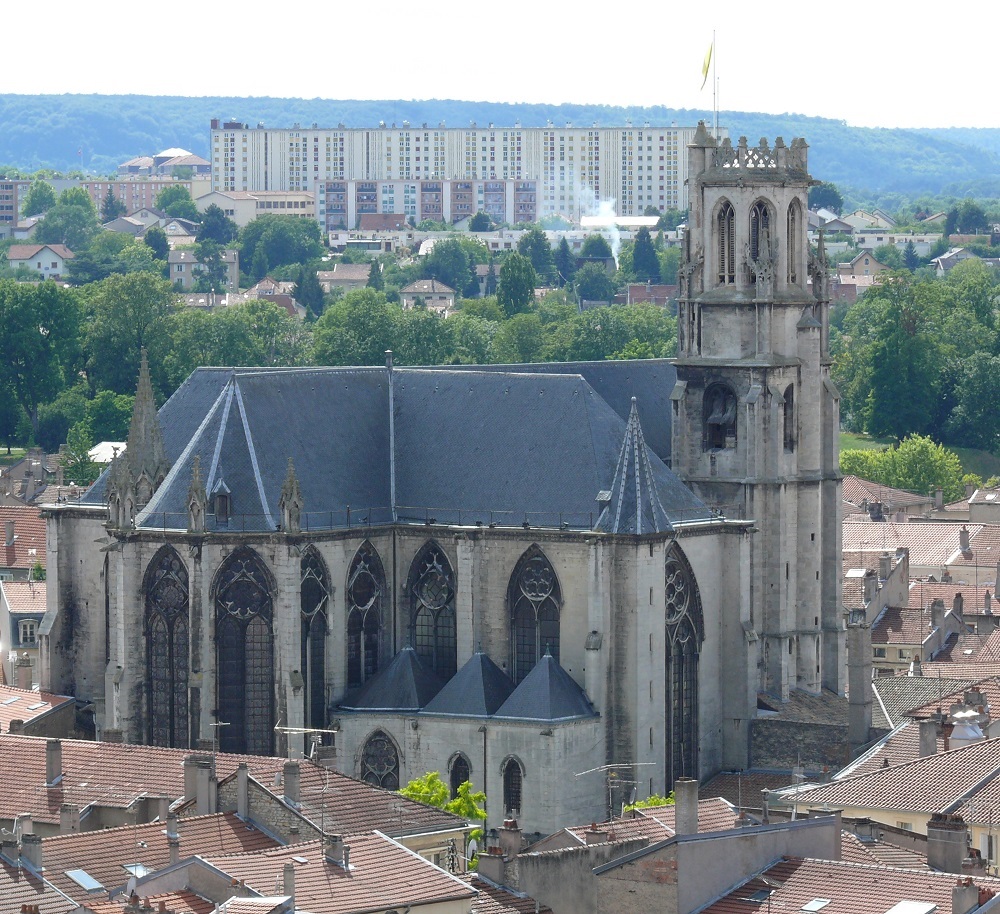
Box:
212, 478, 231, 525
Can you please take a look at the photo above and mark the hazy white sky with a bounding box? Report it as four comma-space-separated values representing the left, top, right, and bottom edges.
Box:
16, 1, 995, 129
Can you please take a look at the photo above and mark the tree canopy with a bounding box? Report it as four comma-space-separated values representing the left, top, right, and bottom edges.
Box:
840, 435, 965, 501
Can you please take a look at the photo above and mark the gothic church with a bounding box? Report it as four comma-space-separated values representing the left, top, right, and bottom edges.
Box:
41, 125, 841, 836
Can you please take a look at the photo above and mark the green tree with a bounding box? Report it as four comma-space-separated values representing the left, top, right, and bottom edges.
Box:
65, 231, 133, 284
631, 227, 660, 283
945, 199, 988, 236
239, 215, 323, 276
0, 381, 28, 453
496, 253, 536, 317
34, 202, 101, 250
84, 272, 177, 395
873, 244, 904, 270
469, 211, 492, 232
0, 280, 81, 437
624, 792, 674, 812
491, 312, 544, 362
809, 182, 843, 214
293, 265, 326, 317
86, 389, 134, 442
655, 209, 686, 231
59, 186, 97, 211
21, 180, 56, 217
192, 240, 230, 293
581, 234, 613, 260
312, 288, 400, 366
423, 238, 473, 296
197, 204, 238, 245
155, 185, 199, 220
100, 187, 127, 223
399, 771, 449, 807
840, 435, 964, 501
367, 259, 384, 291
62, 421, 101, 487
554, 237, 576, 287
659, 247, 681, 285
574, 262, 616, 303
945, 352, 1000, 451
517, 227, 555, 284
144, 225, 169, 261
903, 240, 919, 271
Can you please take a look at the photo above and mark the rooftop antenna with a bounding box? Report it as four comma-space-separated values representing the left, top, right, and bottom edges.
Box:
575, 763, 654, 821
209, 720, 229, 776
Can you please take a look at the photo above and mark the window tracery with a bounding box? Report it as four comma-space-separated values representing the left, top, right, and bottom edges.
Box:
450, 754, 471, 798
787, 200, 801, 284
300, 547, 329, 736
509, 546, 561, 683
361, 730, 400, 790
347, 542, 385, 688
717, 201, 736, 285
408, 541, 456, 679
664, 544, 704, 789
749, 200, 771, 265
215, 547, 274, 755
145, 546, 189, 748
502, 758, 523, 815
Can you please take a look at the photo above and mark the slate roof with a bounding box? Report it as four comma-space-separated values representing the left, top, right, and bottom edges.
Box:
85, 363, 707, 535
493, 653, 597, 722
422, 651, 516, 717
41, 812, 278, 903
204, 834, 475, 914
338, 647, 444, 712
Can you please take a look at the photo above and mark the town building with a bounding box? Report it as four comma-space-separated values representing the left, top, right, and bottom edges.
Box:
43, 126, 839, 837
167, 248, 239, 291
6, 243, 74, 279
210, 120, 724, 225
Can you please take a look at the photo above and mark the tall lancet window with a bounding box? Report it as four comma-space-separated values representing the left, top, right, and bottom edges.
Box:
300, 547, 330, 736
145, 546, 189, 748
214, 547, 274, 755
509, 546, 561, 683
408, 541, 457, 679
749, 200, 771, 267
664, 544, 704, 789
347, 542, 385, 688
717, 200, 736, 285
787, 200, 801, 284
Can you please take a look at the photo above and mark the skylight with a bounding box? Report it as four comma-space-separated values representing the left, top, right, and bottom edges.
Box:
882, 902, 937, 914
2, 697, 19, 705
802, 901, 831, 912
65, 869, 105, 893
123, 863, 150, 878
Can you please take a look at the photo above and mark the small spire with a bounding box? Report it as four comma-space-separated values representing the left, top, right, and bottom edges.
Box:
279, 457, 304, 534
187, 455, 207, 533
126, 348, 169, 506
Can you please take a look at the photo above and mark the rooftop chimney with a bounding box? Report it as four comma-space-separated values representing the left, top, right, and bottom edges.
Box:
879, 552, 891, 581
584, 824, 609, 845
15, 653, 32, 690
59, 804, 80, 834
953, 876, 979, 914
954, 593, 964, 618
673, 777, 699, 836
283, 761, 300, 806
498, 818, 522, 858
986, 591, 993, 615
45, 739, 62, 787
167, 813, 180, 865
935, 487, 944, 510
908, 655, 922, 677
928, 813, 968, 874
4, 520, 14, 547
20, 833, 42, 870
919, 720, 938, 757
324, 834, 345, 866
237, 762, 249, 819
960, 526, 971, 554
931, 598, 946, 630
863, 570, 877, 604
283, 861, 295, 901
848, 608, 873, 747
195, 759, 216, 815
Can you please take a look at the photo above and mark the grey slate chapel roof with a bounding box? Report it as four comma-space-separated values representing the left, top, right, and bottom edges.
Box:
84, 362, 709, 534
422, 651, 516, 717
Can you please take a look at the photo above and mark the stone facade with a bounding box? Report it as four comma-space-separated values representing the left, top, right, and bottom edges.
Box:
41, 126, 840, 838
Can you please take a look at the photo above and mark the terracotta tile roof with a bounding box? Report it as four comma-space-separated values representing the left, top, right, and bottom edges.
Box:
0, 857, 74, 913
783, 736, 1000, 813
81, 891, 213, 914
949, 525, 1000, 571
3, 580, 46, 612
0, 505, 46, 570
250, 762, 467, 838
205, 834, 475, 914
400, 279, 456, 295
7, 244, 75, 261
836, 721, 946, 779
633, 797, 741, 833
935, 629, 1000, 662
42, 811, 278, 903
700, 856, 1000, 914
0, 735, 286, 826
839, 830, 929, 869
843, 520, 980, 569
908, 581, 994, 610
923, 660, 1000, 680
317, 264, 372, 282
699, 771, 796, 808
872, 676, 976, 729
0, 684, 73, 733
871, 606, 930, 645
971, 488, 1000, 505
463, 873, 552, 914
842, 475, 932, 510
756, 688, 848, 725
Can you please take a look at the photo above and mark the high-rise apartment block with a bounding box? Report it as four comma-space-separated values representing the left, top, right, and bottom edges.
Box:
210, 119, 722, 229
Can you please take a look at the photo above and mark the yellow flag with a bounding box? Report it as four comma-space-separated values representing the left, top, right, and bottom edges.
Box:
700, 42, 714, 90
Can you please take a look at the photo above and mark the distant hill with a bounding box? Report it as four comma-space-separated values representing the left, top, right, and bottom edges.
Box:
2, 94, 999, 198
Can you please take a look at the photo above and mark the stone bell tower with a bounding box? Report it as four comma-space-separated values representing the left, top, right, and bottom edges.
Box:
671, 123, 842, 701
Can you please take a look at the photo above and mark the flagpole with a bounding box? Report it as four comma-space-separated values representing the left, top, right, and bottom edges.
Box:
713, 30, 718, 139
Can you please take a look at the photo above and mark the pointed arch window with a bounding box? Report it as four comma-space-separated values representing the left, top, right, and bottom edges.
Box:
450, 753, 471, 798
664, 544, 704, 789
145, 546, 189, 749
502, 758, 523, 816
783, 384, 796, 453
749, 200, 771, 268
408, 542, 456, 680
300, 548, 329, 737
360, 730, 400, 790
787, 201, 801, 284
717, 201, 736, 285
215, 547, 274, 755
509, 546, 561, 683
347, 543, 385, 689
703, 382, 737, 450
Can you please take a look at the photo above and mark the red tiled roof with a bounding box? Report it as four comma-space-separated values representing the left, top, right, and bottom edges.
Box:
0, 684, 73, 734
0, 857, 73, 913
906, 677, 1000, 719
784, 736, 1000, 813
837, 721, 946, 779
839, 830, 929, 869
401, 279, 456, 295
463, 873, 552, 914
948, 525, 1000, 571
0, 735, 286, 826
43, 812, 278, 903
699, 771, 795, 808
7, 244, 75, 261
908, 580, 994, 610
700, 856, 1000, 914
871, 606, 930, 645
82, 892, 212, 914
842, 475, 931, 510
205, 834, 475, 914
934, 628, 1000, 662
923, 661, 1000, 680
843, 520, 979, 569
0, 505, 46, 570
3, 580, 46, 612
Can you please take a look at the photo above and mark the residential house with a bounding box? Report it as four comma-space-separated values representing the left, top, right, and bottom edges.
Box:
842, 209, 896, 230
400, 279, 457, 313
0, 681, 77, 737
6, 244, 74, 279
0, 504, 45, 581
0, 580, 46, 686
836, 250, 889, 287
316, 263, 372, 295
167, 249, 239, 291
